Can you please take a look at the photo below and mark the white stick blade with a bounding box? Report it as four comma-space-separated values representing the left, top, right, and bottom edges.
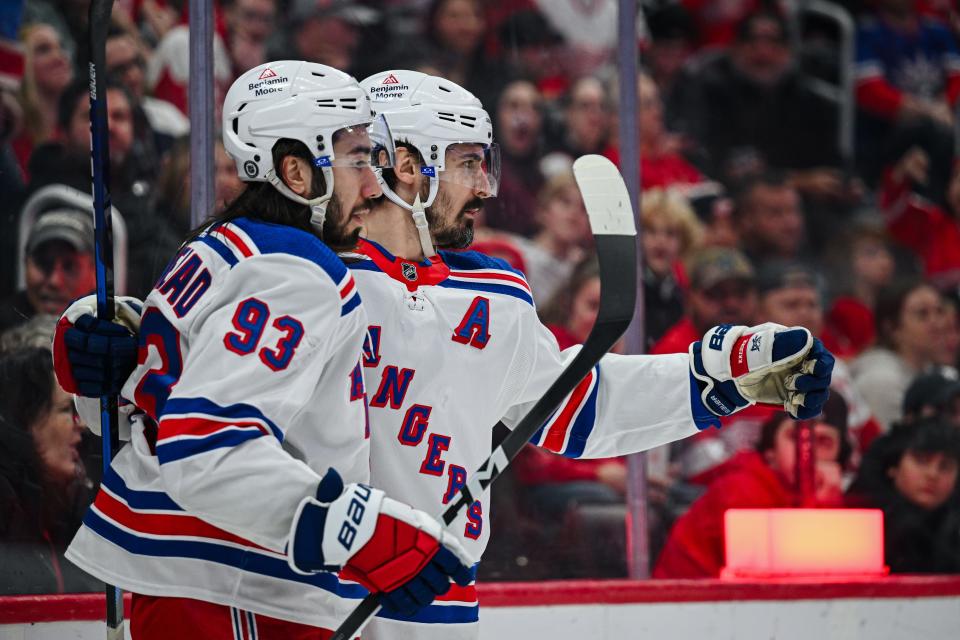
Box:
572, 155, 637, 237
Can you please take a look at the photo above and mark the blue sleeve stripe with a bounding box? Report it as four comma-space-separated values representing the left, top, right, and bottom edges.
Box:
156, 428, 266, 464
197, 235, 239, 267
82, 509, 370, 597
437, 280, 533, 306
560, 365, 600, 459
528, 407, 559, 447
101, 467, 184, 512
341, 291, 362, 316
230, 217, 348, 285
161, 397, 284, 442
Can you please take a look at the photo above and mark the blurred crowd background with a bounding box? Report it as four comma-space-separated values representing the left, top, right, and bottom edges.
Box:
2, 0, 960, 594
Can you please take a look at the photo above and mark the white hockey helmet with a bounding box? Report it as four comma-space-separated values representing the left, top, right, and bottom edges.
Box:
222, 60, 394, 232
360, 70, 500, 256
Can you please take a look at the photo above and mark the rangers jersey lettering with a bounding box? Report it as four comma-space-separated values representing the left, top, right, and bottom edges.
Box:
346, 239, 700, 634
66, 217, 371, 629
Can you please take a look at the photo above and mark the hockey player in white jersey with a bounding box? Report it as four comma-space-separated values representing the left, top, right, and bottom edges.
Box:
57, 69, 835, 639
54, 61, 474, 639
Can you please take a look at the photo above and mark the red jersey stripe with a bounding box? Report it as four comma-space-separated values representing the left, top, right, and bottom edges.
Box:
541, 370, 594, 452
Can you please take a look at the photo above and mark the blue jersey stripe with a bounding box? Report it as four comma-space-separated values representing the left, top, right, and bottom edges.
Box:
161, 397, 284, 442
560, 365, 600, 459
82, 509, 369, 598
157, 428, 267, 464
198, 235, 239, 267
375, 603, 479, 624
101, 467, 184, 511
230, 217, 348, 285
438, 280, 534, 306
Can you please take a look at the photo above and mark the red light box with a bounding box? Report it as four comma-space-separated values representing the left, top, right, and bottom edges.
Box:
721, 509, 887, 579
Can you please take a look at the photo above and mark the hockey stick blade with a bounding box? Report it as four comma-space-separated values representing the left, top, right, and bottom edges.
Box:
330, 155, 636, 640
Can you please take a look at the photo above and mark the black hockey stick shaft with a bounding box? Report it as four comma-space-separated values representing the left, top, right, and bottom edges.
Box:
88, 1, 123, 637
331, 158, 637, 639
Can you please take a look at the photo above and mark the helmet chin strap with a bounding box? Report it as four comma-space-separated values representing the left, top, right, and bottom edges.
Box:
266, 166, 335, 235
378, 175, 439, 258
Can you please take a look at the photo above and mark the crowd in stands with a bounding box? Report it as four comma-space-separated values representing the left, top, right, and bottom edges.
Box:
2, 0, 960, 591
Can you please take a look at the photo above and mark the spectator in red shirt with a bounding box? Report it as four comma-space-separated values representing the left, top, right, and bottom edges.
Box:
543, 76, 614, 167
654, 394, 851, 578
881, 146, 960, 290
12, 23, 73, 178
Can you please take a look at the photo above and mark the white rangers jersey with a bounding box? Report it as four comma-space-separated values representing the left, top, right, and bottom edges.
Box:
66, 217, 373, 629
347, 239, 703, 637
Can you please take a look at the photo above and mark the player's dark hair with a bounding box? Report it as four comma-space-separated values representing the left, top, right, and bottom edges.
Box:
186, 139, 327, 242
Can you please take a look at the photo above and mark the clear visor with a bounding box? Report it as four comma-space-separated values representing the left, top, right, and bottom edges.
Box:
427, 142, 500, 197
313, 114, 396, 170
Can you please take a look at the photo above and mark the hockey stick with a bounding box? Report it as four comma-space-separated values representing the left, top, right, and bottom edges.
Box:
330, 155, 637, 639
87, 1, 124, 638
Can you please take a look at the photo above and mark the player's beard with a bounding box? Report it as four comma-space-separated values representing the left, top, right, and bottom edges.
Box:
322, 195, 369, 251
427, 191, 481, 250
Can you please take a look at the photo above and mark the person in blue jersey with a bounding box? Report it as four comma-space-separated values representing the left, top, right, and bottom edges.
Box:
52, 61, 473, 640
57, 68, 835, 640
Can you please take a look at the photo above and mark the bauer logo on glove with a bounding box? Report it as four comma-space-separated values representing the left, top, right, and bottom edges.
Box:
690, 322, 835, 421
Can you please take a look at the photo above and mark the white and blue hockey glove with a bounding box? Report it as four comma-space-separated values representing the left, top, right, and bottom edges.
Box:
690, 323, 834, 424
53, 294, 142, 397
289, 468, 475, 616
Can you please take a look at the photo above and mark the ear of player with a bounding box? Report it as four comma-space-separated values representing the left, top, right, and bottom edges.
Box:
690, 322, 835, 423
53, 294, 142, 397
288, 468, 475, 615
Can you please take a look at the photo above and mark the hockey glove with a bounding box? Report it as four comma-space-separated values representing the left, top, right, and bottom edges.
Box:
53, 294, 142, 397
690, 323, 834, 421
288, 468, 475, 616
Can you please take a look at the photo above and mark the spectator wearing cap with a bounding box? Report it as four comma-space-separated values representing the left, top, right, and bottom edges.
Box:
653, 394, 852, 579
0, 210, 94, 335
673, 8, 848, 201
902, 371, 960, 426
651, 246, 757, 356
755, 260, 884, 458
852, 279, 951, 431
735, 171, 806, 268
846, 417, 960, 573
